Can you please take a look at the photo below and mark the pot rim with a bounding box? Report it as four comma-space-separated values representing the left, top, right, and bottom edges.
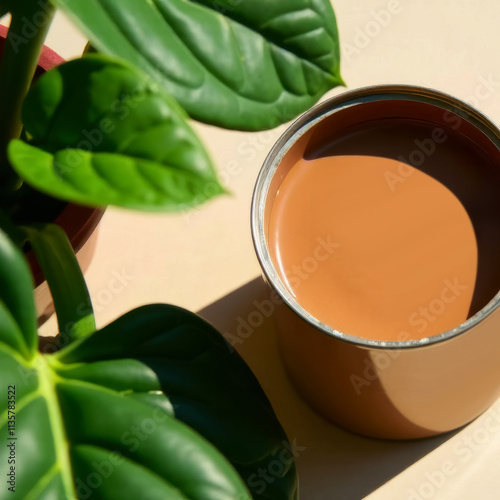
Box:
251, 84, 500, 350
28, 204, 105, 287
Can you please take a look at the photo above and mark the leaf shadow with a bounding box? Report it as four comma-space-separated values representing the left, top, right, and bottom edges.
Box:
198, 277, 458, 500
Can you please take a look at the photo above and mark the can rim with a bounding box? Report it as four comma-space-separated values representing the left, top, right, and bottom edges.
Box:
251, 84, 500, 350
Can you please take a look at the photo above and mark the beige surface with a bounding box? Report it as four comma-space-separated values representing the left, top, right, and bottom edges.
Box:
29, 2, 500, 499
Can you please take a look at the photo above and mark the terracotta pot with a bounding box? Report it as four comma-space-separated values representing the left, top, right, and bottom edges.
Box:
0, 25, 105, 324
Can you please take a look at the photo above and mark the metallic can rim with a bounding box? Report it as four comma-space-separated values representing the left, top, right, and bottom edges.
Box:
251, 84, 500, 350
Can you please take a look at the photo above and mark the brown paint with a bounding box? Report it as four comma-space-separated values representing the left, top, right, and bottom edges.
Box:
268, 155, 478, 341
303, 110, 500, 319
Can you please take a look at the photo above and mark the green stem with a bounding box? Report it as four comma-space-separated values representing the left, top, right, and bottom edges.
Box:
23, 224, 97, 346
0, 1, 55, 185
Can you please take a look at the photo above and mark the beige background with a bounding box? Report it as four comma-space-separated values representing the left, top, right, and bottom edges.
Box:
15, 1, 500, 498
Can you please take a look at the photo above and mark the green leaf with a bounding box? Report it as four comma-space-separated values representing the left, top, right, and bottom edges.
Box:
8, 55, 224, 211
56, 304, 298, 500
0, 234, 251, 499
0, 229, 290, 500
0, 229, 37, 359
22, 224, 96, 343
0, 354, 251, 500
52, 0, 343, 130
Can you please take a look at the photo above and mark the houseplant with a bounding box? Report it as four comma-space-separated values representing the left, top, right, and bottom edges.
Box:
1, 0, 343, 218
0, 0, 343, 498
0, 224, 298, 499
0, 0, 342, 316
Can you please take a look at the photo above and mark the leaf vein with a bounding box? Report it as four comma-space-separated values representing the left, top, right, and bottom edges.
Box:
23, 463, 60, 500
152, 0, 335, 101
0, 391, 41, 430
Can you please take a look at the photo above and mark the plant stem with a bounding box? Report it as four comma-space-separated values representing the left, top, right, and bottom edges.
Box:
23, 224, 97, 344
0, 1, 55, 186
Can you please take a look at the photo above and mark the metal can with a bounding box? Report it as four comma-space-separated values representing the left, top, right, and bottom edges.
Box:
251, 85, 500, 439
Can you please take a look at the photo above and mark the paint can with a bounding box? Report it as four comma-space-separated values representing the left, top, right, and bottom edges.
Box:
251, 85, 500, 438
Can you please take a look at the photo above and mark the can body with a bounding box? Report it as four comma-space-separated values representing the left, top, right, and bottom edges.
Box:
274, 300, 500, 439
251, 86, 500, 439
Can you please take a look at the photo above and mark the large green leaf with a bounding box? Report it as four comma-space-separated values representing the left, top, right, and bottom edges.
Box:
0, 229, 251, 500
8, 55, 224, 211
0, 227, 298, 498
0, 354, 251, 500
52, 0, 343, 130
56, 305, 299, 500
